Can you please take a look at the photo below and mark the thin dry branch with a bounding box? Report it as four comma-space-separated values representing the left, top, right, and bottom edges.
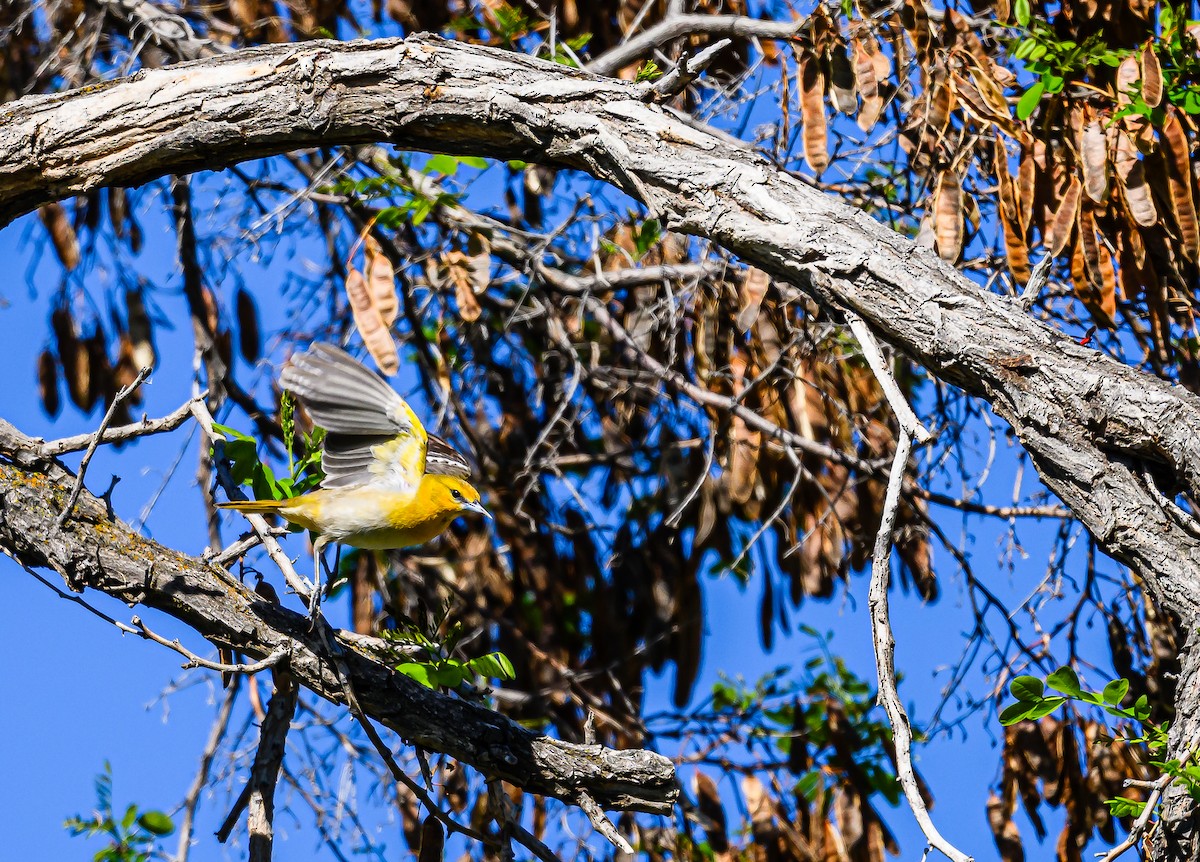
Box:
38, 392, 205, 456
131, 615, 289, 675
55, 365, 151, 528
869, 429, 973, 862
586, 13, 801, 77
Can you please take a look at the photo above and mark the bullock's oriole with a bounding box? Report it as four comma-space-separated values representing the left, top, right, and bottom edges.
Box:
217, 344, 489, 598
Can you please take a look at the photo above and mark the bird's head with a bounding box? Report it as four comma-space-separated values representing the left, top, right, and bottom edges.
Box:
424, 474, 491, 521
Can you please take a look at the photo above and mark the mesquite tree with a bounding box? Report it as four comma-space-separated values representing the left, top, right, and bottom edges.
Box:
2, 1, 1199, 861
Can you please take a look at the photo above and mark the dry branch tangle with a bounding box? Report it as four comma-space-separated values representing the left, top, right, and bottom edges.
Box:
4, 32, 1200, 851
0, 420, 676, 814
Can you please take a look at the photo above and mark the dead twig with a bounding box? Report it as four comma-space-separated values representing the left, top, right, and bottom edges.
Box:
56, 365, 152, 528
868, 429, 973, 862
1096, 740, 1200, 862
130, 615, 288, 675
39, 392, 205, 457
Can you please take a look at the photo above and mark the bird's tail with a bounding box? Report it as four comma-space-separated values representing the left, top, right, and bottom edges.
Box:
216, 499, 286, 514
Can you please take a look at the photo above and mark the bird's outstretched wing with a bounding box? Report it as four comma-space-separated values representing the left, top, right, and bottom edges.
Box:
280, 344, 428, 494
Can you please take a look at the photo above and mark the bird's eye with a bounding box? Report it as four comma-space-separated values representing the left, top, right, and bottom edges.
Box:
451, 489, 463, 501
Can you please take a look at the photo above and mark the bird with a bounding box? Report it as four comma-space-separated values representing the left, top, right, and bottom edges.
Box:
217, 343, 489, 605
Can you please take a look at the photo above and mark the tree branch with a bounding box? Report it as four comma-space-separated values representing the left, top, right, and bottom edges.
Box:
0, 418, 677, 814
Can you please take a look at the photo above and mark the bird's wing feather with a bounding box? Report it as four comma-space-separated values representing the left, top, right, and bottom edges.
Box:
281, 344, 427, 494
425, 433, 473, 479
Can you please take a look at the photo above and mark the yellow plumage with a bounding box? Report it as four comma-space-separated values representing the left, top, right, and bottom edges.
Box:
218, 473, 486, 550
216, 345, 489, 599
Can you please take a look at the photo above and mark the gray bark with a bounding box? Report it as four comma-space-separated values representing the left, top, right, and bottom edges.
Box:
2, 33, 1199, 854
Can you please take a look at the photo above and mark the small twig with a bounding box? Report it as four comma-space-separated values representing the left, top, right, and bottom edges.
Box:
577, 791, 635, 856
130, 615, 288, 675
14, 557, 137, 632
206, 526, 291, 567
56, 366, 152, 528
1019, 254, 1053, 311
176, 679, 239, 862
489, 780, 517, 862
586, 12, 801, 77
868, 430, 973, 862
39, 392, 205, 457
1096, 740, 1200, 862
640, 38, 732, 99
845, 312, 933, 445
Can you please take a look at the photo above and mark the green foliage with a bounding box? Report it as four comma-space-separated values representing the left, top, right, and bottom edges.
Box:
709, 628, 904, 806
631, 216, 663, 257
1011, 22, 1126, 119
635, 59, 663, 83
448, 3, 534, 46
65, 764, 174, 862
1011, 4, 1200, 121
999, 666, 1200, 826
326, 162, 468, 229
551, 33, 593, 66
382, 618, 516, 691
212, 418, 324, 503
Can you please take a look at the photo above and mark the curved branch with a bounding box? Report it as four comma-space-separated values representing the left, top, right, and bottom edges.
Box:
0, 419, 677, 814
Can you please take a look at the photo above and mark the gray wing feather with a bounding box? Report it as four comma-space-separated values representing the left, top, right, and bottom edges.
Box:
426, 434, 473, 479
282, 344, 416, 488
320, 433, 395, 488
280, 344, 406, 436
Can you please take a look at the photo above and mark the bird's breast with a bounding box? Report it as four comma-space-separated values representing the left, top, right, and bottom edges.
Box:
282, 487, 454, 549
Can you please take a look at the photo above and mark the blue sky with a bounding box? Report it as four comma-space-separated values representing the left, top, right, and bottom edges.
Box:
0, 189, 1111, 861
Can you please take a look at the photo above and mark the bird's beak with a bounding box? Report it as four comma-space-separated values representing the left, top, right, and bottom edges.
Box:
464, 499, 492, 520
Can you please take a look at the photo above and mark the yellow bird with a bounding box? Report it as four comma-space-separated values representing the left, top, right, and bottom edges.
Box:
217, 344, 489, 597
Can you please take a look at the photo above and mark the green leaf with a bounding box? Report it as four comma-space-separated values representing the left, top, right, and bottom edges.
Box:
999, 701, 1035, 726
796, 770, 823, 801
212, 422, 254, 442
1044, 74, 1065, 94
396, 662, 437, 688
1014, 0, 1031, 26
1017, 81, 1045, 120
469, 651, 517, 680
1102, 678, 1130, 705
137, 811, 174, 836
433, 664, 470, 689
1134, 694, 1151, 721
425, 154, 461, 176
635, 59, 662, 83
121, 804, 138, 832
1105, 797, 1146, 817
1046, 666, 1082, 696
459, 156, 489, 170
1010, 675, 1046, 701
1026, 696, 1067, 720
